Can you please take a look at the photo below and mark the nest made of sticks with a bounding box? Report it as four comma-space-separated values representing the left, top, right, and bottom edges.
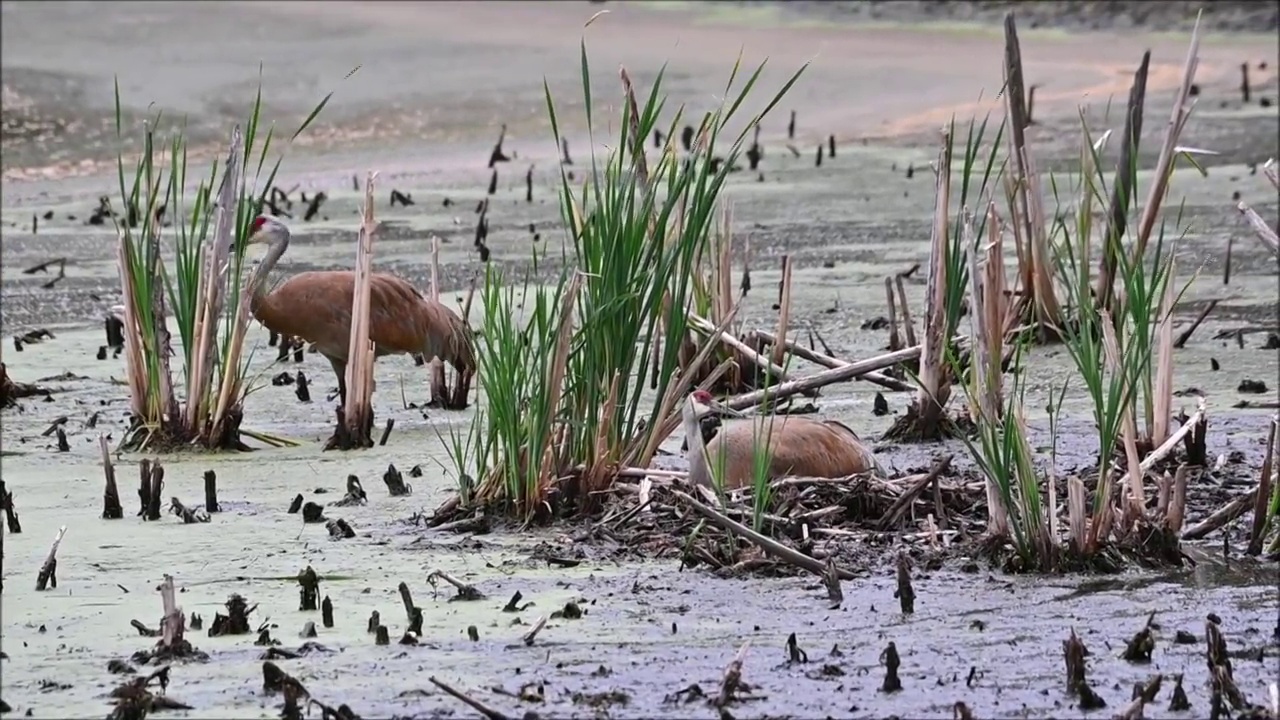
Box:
563, 461, 985, 576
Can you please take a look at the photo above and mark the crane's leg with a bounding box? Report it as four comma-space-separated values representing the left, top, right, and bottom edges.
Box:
327, 356, 347, 408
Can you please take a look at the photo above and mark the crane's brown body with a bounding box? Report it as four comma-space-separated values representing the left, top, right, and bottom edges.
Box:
683, 391, 887, 488
245, 216, 474, 405
252, 270, 473, 369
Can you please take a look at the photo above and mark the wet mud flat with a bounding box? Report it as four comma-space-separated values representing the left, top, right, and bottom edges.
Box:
2, 2, 1280, 718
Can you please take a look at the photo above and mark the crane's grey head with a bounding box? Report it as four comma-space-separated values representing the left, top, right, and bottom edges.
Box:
687, 389, 745, 419
248, 215, 289, 245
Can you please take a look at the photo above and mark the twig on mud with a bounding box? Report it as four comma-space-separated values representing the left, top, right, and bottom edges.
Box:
428, 676, 513, 720
36, 525, 67, 590
876, 456, 953, 530
715, 641, 751, 708
426, 570, 485, 601
670, 489, 856, 580
522, 615, 548, 646
1181, 488, 1258, 541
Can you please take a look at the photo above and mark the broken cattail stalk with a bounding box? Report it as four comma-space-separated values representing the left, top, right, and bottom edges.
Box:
1182, 487, 1258, 541
895, 551, 915, 614
894, 275, 918, 348
885, 277, 902, 351
716, 641, 751, 707
1245, 416, 1277, 555
771, 256, 793, 369
1152, 259, 1178, 446
340, 172, 379, 448
101, 435, 123, 519
36, 525, 68, 590
203, 470, 219, 513
428, 235, 447, 402
159, 574, 184, 649
1236, 202, 1280, 258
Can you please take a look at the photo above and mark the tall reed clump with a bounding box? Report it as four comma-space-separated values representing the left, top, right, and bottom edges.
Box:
1052, 18, 1204, 561
956, 18, 1208, 571
886, 114, 1005, 442
114, 78, 336, 452
439, 44, 804, 523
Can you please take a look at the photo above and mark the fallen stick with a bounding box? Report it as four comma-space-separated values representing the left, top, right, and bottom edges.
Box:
1182, 488, 1258, 540
1174, 300, 1218, 348
670, 489, 856, 580
426, 570, 484, 600
1115, 404, 1206, 494
36, 525, 68, 590
876, 456, 954, 530
428, 676, 512, 720
522, 615, 547, 646
1236, 201, 1280, 258
752, 329, 911, 391
687, 314, 789, 383
724, 339, 969, 411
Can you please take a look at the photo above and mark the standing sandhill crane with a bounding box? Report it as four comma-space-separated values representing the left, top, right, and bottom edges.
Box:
245, 215, 474, 406
681, 389, 888, 489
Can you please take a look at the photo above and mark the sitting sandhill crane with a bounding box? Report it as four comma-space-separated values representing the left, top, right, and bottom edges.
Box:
245, 215, 474, 406
681, 389, 888, 489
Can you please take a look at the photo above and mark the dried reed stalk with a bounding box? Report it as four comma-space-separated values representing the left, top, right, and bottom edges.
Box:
1097, 53, 1150, 310
1132, 15, 1201, 261
1245, 416, 1278, 556
536, 272, 584, 489
966, 206, 1011, 536
1103, 310, 1147, 519
894, 275, 917, 347
912, 130, 954, 430
885, 277, 902, 351
1002, 13, 1063, 335
1151, 258, 1177, 446
1235, 202, 1279, 258
343, 172, 379, 443
428, 235, 447, 399
186, 128, 243, 429
771, 257, 793, 370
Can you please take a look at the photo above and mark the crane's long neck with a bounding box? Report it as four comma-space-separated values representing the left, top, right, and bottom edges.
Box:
248, 231, 289, 311
683, 401, 713, 488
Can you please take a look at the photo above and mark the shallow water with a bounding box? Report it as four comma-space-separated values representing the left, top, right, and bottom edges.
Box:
2, 2, 1279, 718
